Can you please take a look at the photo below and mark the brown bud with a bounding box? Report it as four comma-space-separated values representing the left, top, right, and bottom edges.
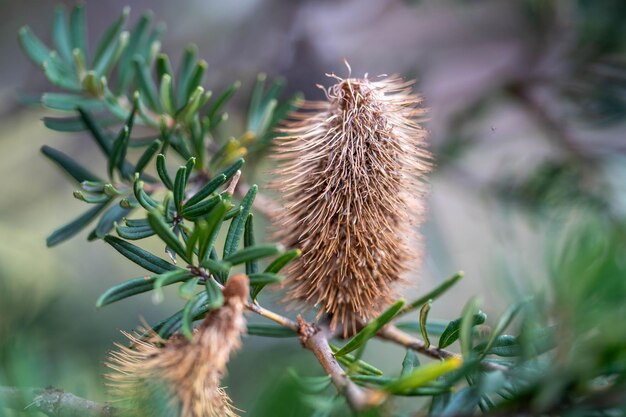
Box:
273, 72, 431, 335
106, 276, 249, 417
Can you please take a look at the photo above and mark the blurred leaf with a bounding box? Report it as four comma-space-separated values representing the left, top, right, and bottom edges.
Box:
92, 7, 129, 74
94, 203, 132, 238
223, 244, 281, 265
18, 26, 51, 66
334, 299, 405, 357
41, 145, 101, 183
42, 93, 103, 111
52, 5, 73, 62
401, 350, 420, 377
69, 4, 87, 59
247, 324, 298, 338
403, 272, 464, 314
247, 273, 284, 286
46, 202, 109, 247
153, 269, 194, 301
385, 357, 463, 394
134, 139, 162, 174
460, 298, 482, 358
438, 310, 486, 349
329, 344, 384, 376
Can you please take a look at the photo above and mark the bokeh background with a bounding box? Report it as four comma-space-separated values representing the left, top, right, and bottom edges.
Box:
1, 1, 625, 415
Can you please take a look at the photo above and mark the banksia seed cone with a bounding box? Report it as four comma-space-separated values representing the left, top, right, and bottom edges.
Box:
106, 274, 249, 417
274, 72, 431, 334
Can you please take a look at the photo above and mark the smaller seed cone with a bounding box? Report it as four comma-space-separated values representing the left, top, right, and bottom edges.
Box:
106, 275, 249, 417
273, 73, 431, 335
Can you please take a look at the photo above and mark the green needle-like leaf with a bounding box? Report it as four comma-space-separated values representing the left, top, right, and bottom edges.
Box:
419, 300, 433, 349
329, 344, 384, 376
94, 204, 132, 238
384, 357, 463, 394
247, 273, 284, 286
69, 4, 88, 59
183, 174, 227, 208
401, 350, 420, 377
460, 298, 482, 358
52, 5, 73, 63
116, 224, 155, 240
147, 210, 190, 264
96, 275, 156, 307
173, 165, 187, 211
104, 235, 178, 273
244, 214, 258, 276
134, 139, 162, 174
246, 324, 298, 338
41, 145, 101, 183
77, 108, 113, 155
153, 269, 194, 301
198, 197, 229, 262
92, 7, 129, 72
223, 184, 257, 258
402, 271, 464, 315
156, 154, 174, 190
47, 202, 110, 247
251, 249, 301, 299
438, 310, 487, 349
18, 26, 52, 67
334, 299, 406, 357
223, 244, 281, 265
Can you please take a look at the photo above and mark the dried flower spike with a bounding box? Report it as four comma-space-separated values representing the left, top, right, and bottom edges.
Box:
274, 70, 431, 334
106, 274, 249, 417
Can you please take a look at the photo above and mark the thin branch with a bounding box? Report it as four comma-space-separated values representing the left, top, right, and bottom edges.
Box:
246, 301, 299, 331
298, 318, 386, 412
0, 386, 116, 417
377, 324, 509, 372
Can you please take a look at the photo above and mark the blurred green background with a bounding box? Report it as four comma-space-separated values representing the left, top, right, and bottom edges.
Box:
1, 1, 626, 416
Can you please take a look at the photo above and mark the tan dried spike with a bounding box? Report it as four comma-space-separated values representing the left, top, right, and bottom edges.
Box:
105, 274, 249, 417
273, 69, 431, 335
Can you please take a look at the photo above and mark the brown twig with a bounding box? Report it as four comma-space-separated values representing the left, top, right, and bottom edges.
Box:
377, 324, 509, 372
298, 318, 387, 412
0, 386, 116, 417
246, 301, 299, 331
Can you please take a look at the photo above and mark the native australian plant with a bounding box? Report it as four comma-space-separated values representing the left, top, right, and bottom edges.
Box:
3, 3, 626, 417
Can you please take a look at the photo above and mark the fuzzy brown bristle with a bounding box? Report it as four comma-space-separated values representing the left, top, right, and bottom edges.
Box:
272, 73, 431, 335
105, 276, 249, 417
